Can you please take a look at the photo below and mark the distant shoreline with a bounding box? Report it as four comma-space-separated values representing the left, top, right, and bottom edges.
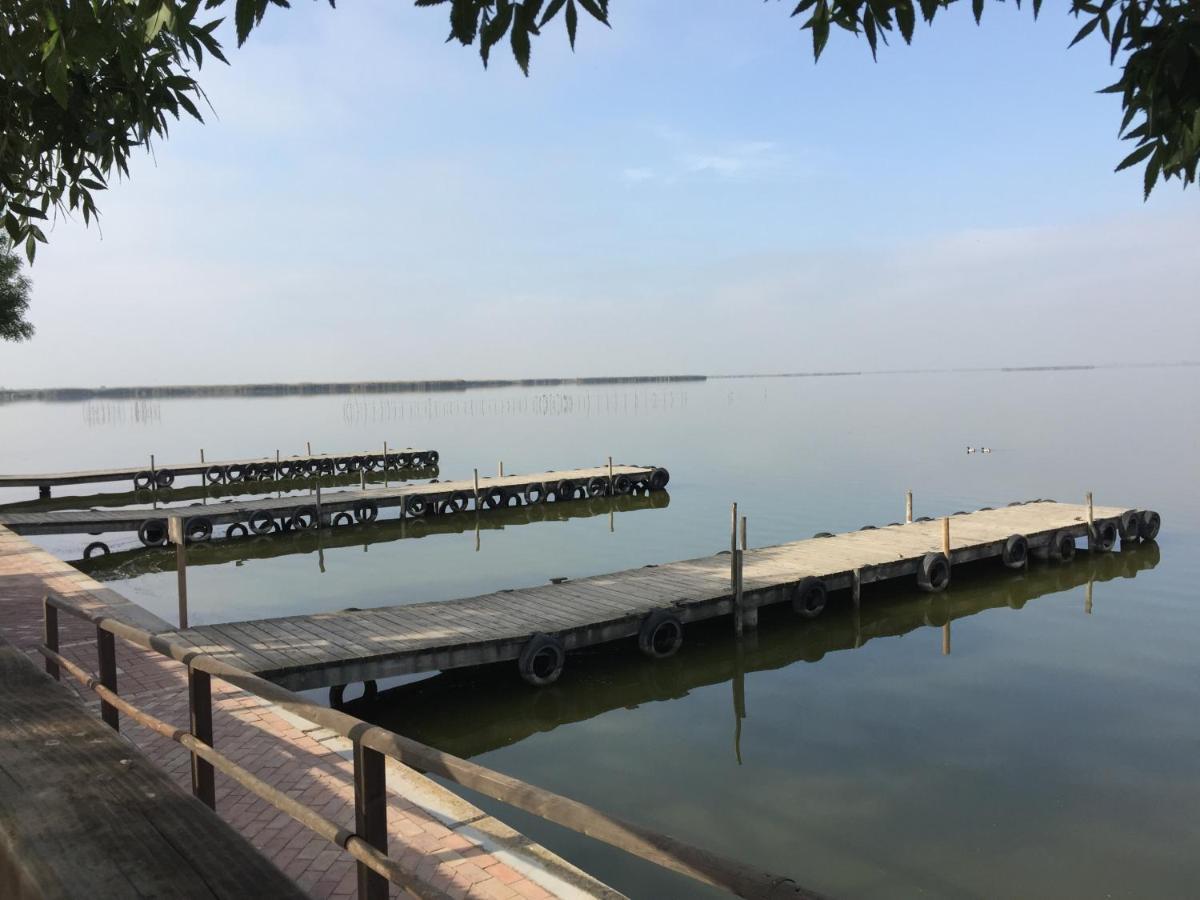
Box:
2, 362, 1194, 403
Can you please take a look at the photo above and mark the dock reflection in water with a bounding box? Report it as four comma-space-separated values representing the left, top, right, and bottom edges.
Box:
72, 490, 670, 579
358, 542, 1160, 761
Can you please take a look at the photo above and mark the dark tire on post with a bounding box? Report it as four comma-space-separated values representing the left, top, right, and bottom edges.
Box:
353, 499, 378, 524
225, 523, 249, 539
138, 518, 168, 548
440, 491, 468, 514
133, 471, 154, 490
410, 454, 426, 468
249, 510, 276, 535
225, 464, 246, 483
792, 576, 828, 618
426, 451, 439, 466
637, 611, 683, 659
518, 633, 565, 687
917, 552, 951, 592
155, 468, 175, 488
1047, 530, 1076, 563
587, 477, 609, 498
83, 541, 110, 559
648, 467, 670, 490
482, 487, 506, 510
186, 517, 213, 543
332, 512, 353, 527
1119, 510, 1141, 543
523, 482, 546, 505
612, 474, 633, 495
204, 464, 226, 484
1091, 520, 1118, 552
555, 480, 575, 502
1138, 510, 1161, 541
1002, 534, 1028, 569
405, 494, 428, 518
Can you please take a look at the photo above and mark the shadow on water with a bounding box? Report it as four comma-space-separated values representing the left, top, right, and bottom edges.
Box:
357, 541, 1160, 759
72, 490, 671, 579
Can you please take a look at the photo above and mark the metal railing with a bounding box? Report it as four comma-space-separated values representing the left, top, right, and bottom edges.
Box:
39, 591, 818, 900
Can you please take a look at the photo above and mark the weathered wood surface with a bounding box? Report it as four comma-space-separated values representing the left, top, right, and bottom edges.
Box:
0, 465, 661, 537
0, 447, 434, 488
0, 636, 307, 899
172, 501, 1132, 690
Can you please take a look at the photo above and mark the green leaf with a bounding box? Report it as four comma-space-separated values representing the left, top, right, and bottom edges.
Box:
540, 0, 566, 26
1114, 141, 1155, 172
1068, 15, 1099, 48
565, 0, 578, 48
235, 0, 256, 45
1144, 144, 1162, 199
511, 12, 532, 73
972, 0, 983, 24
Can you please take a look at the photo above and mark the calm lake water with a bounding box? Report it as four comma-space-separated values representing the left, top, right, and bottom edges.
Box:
1, 369, 1197, 899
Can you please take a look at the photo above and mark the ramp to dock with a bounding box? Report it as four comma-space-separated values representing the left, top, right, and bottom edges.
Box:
169, 501, 1148, 691
0, 635, 305, 899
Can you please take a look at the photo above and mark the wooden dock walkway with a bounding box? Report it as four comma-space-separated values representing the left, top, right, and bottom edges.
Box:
0, 446, 438, 496
0, 464, 669, 548
168, 500, 1158, 691
0, 634, 306, 899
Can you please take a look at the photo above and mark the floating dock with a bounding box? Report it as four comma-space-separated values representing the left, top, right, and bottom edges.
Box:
168, 500, 1159, 691
0, 447, 438, 497
0, 464, 670, 547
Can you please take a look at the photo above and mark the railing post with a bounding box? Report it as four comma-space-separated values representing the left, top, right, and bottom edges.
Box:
189, 664, 216, 809
96, 626, 119, 731
43, 595, 59, 680
353, 741, 389, 900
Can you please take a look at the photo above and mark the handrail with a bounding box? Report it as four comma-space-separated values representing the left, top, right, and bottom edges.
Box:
42, 590, 819, 900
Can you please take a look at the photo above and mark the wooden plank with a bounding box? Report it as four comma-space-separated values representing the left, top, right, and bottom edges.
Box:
0, 636, 305, 899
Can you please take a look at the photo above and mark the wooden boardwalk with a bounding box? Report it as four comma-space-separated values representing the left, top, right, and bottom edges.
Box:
0, 635, 306, 899
0, 447, 437, 495
169, 500, 1154, 691
0, 464, 669, 543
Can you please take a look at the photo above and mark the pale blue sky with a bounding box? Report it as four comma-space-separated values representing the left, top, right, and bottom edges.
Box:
5, 1, 1197, 387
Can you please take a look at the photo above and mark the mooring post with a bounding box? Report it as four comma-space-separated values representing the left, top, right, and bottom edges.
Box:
150, 453, 157, 509
306, 441, 311, 456
740, 516, 756, 630
382, 441, 389, 488
97, 626, 119, 731
905, 490, 913, 524
38, 484, 50, 499
852, 568, 862, 608
200, 448, 205, 464
168, 517, 188, 629
499, 460, 504, 478
360, 468, 367, 491
188, 664, 215, 809
608, 455, 614, 492
1085, 578, 1094, 614
1086, 491, 1095, 548
473, 468, 480, 511
315, 483, 323, 527
731, 503, 742, 636
353, 741, 389, 900
275, 449, 281, 481
942, 517, 951, 559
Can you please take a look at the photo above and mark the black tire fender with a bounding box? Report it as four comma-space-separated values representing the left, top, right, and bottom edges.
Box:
1118, 509, 1141, 542
1002, 534, 1028, 569
917, 552, 951, 592
518, 633, 565, 687
138, 518, 168, 547
1138, 510, 1161, 541
638, 610, 683, 658
1091, 520, 1118, 552
353, 499, 378, 524
83, 541, 110, 559
186, 516, 213, 543
1048, 530, 1076, 563
249, 510, 276, 535
792, 576, 828, 618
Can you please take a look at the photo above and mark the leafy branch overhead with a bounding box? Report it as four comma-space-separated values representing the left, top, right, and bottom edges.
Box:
0, 1, 1195, 278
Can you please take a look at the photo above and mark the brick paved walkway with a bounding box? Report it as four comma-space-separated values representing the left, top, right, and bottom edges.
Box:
0, 526, 619, 900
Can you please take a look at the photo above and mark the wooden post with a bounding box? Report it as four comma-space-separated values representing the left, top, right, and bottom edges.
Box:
43, 596, 59, 680
188, 665, 216, 809
275, 449, 281, 482
382, 441, 388, 488
306, 441, 312, 456
608, 455, 614, 492
150, 454, 157, 508
740, 516, 756, 630
200, 448, 205, 464
731, 503, 741, 637
852, 568, 861, 608
1086, 491, 1094, 545
97, 626, 119, 731
498, 460, 504, 478
360, 469, 367, 491
942, 517, 951, 558
168, 517, 188, 629
473, 468, 480, 510
353, 742, 389, 900
315, 484, 323, 527
905, 490, 913, 524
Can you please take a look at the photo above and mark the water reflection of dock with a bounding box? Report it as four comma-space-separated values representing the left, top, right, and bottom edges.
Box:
361, 544, 1160, 759
72, 491, 671, 578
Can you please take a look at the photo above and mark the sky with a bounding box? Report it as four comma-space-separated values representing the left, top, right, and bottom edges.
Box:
4, 1, 1198, 388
